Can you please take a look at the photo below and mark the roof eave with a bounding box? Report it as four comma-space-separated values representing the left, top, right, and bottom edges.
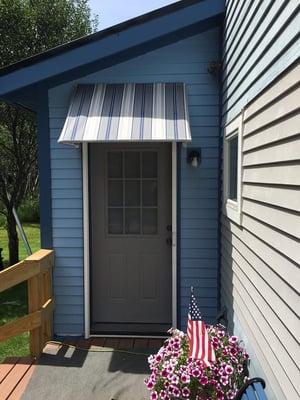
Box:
0, 0, 224, 110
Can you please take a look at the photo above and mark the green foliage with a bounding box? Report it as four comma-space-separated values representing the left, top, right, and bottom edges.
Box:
0, 223, 40, 267
0, 223, 40, 362
18, 196, 40, 223
0, 0, 98, 264
0, 283, 29, 363
0, 0, 98, 66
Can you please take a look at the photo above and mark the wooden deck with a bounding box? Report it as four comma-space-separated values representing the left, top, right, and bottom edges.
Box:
0, 336, 165, 400
0, 357, 35, 400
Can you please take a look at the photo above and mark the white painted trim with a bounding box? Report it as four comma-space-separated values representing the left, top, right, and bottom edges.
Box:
172, 142, 178, 328
83, 142, 177, 337
82, 143, 90, 339
223, 112, 243, 225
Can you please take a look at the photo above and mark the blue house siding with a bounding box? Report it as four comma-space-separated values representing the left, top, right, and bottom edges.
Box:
48, 30, 220, 335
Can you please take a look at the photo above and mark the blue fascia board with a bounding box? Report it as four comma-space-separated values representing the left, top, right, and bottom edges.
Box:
0, 0, 224, 102
3, 15, 223, 111
36, 85, 53, 249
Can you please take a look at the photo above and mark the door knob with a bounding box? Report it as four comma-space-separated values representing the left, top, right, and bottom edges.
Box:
166, 225, 172, 232
166, 237, 172, 246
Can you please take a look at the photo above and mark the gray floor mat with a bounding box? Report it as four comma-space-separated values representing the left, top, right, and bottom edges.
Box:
21, 345, 151, 400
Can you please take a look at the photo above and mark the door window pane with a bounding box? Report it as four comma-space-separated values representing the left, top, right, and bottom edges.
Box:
108, 181, 123, 206
142, 209, 157, 234
125, 151, 140, 178
142, 152, 157, 178
108, 208, 123, 234
228, 136, 238, 201
142, 181, 157, 206
107, 150, 159, 235
125, 208, 140, 234
125, 181, 140, 206
108, 152, 122, 178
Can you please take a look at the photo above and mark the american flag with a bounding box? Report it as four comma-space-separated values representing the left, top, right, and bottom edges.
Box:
187, 287, 216, 366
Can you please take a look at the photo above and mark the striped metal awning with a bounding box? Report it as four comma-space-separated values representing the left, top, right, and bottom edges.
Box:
58, 83, 191, 144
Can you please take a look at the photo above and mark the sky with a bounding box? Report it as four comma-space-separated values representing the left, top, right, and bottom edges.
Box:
89, 0, 180, 30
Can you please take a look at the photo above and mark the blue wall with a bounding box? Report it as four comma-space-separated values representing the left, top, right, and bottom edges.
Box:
48, 29, 220, 335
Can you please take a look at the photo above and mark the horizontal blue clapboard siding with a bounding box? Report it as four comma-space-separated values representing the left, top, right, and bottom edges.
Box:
52, 219, 82, 228
181, 230, 218, 239
54, 267, 83, 277
49, 30, 220, 334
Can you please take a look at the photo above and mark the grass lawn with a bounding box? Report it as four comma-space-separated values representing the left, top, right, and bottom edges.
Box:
0, 223, 40, 363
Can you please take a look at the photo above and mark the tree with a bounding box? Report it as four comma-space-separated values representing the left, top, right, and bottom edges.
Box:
0, 0, 98, 265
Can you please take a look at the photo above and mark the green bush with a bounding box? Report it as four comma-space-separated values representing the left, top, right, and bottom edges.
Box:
0, 214, 5, 227
0, 197, 39, 227
18, 197, 40, 223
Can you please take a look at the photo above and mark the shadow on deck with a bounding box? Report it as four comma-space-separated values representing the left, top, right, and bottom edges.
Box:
0, 337, 164, 400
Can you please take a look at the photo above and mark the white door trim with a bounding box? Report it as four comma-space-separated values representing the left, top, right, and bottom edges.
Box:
83, 142, 178, 338
171, 142, 177, 328
82, 143, 90, 339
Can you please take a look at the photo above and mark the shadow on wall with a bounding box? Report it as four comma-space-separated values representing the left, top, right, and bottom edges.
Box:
220, 227, 235, 335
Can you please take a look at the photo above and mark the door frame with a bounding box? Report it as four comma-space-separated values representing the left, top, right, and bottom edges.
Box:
82, 142, 177, 338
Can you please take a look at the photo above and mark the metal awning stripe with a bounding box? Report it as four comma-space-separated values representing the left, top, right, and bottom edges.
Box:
58, 83, 191, 143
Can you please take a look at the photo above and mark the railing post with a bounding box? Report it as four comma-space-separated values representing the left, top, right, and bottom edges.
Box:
0, 249, 54, 358
42, 268, 53, 343
28, 272, 43, 358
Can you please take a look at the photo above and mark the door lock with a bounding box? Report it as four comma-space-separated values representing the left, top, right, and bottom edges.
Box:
166, 237, 172, 246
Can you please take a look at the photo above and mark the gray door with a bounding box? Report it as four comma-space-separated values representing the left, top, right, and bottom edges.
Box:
90, 143, 172, 334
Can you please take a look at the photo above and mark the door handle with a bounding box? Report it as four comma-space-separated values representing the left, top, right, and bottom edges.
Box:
166, 237, 172, 246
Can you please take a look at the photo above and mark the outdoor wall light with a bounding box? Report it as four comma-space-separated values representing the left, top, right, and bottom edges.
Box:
187, 148, 201, 168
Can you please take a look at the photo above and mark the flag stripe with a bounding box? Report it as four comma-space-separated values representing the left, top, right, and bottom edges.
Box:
187, 289, 215, 366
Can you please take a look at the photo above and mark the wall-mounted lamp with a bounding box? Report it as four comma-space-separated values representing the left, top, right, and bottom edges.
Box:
187, 148, 201, 168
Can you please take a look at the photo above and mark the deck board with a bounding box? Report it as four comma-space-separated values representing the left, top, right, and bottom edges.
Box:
0, 357, 34, 400
7, 362, 35, 400
0, 357, 19, 384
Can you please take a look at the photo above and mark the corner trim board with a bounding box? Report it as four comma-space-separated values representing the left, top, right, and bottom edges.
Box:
82, 143, 90, 339
37, 88, 52, 248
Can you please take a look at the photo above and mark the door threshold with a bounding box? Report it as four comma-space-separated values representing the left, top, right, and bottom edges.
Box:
90, 334, 168, 339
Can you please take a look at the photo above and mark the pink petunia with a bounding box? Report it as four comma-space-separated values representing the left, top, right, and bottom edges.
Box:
146, 379, 155, 390
224, 364, 234, 375
171, 386, 181, 398
226, 389, 236, 399
220, 375, 228, 386
155, 354, 162, 362
216, 391, 225, 400
192, 368, 201, 378
181, 373, 190, 384
171, 375, 179, 385
229, 335, 238, 344
150, 391, 158, 400
200, 376, 209, 385
161, 369, 168, 378
182, 387, 190, 398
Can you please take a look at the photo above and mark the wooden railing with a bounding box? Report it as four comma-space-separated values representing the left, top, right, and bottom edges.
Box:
0, 249, 54, 358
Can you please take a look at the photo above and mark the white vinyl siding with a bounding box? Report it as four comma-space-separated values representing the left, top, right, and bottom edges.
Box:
221, 60, 300, 400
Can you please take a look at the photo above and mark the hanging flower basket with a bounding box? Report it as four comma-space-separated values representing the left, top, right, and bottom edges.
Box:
145, 325, 249, 400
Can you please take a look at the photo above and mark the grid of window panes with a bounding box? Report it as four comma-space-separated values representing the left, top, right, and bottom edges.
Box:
107, 151, 158, 235
228, 135, 238, 201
